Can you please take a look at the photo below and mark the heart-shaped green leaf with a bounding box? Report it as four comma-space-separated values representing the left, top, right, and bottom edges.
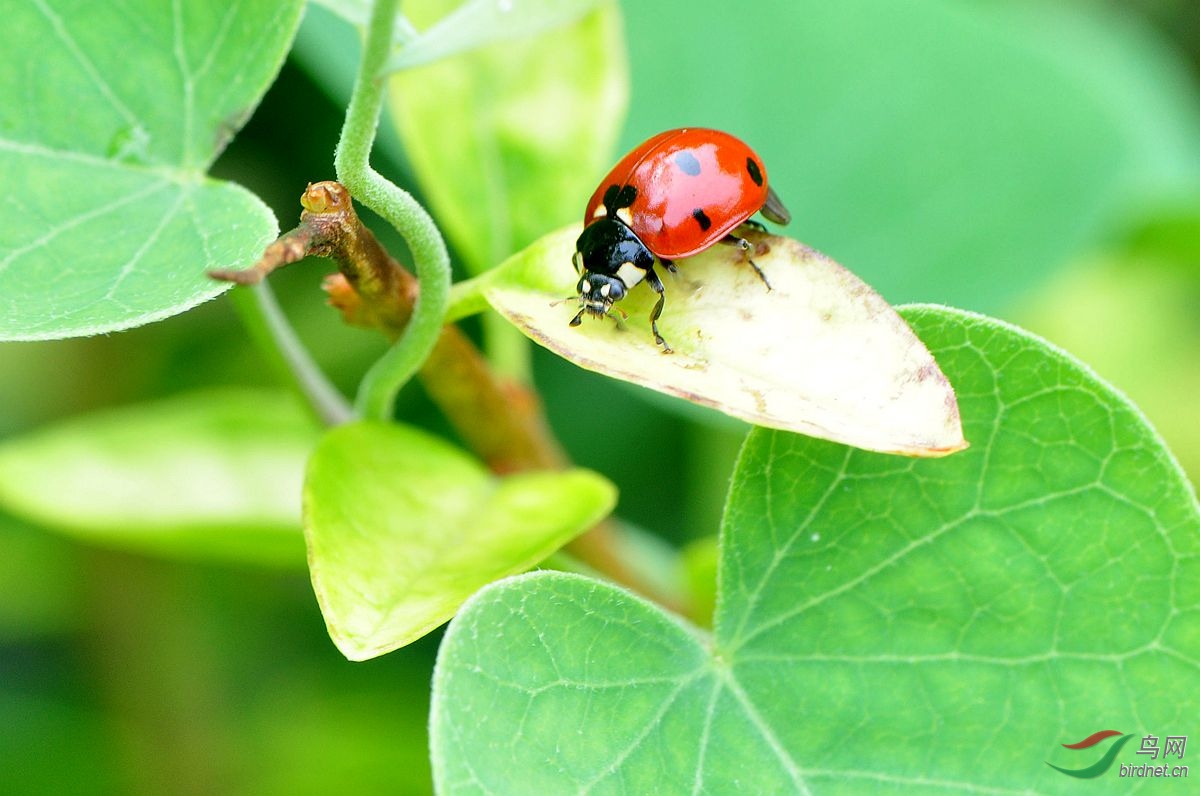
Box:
303, 421, 617, 660
431, 305, 1200, 792
482, 225, 966, 457
0, 0, 303, 340
0, 390, 319, 566
388, 1, 626, 273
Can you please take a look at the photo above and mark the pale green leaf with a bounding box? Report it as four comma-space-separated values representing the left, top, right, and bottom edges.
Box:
431, 305, 1200, 792
0, 390, 320, 567
482, 226, 966, 456
303, 421, 616, 660
385, 0, 608, 72
0, 0, 304, 340
388, 0, 627, 273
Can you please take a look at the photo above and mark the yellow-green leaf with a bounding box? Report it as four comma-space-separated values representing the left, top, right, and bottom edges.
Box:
303, 421, 617, 660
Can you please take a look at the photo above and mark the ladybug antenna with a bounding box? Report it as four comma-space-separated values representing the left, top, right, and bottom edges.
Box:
549, 296, 579, 307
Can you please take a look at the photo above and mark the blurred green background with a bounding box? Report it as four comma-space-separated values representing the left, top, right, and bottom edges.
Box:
3, 0, 1199, 792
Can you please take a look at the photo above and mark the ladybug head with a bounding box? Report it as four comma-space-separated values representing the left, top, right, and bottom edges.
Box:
570, 273, 627, 325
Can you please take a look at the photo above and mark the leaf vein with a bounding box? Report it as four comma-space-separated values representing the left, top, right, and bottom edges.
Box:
31, 0, 144, 133
103, 188, 189, 300
722, 671, 811, 795
0, 179, 172, 275
578, 670, 706, 794
723, 444, 853, 652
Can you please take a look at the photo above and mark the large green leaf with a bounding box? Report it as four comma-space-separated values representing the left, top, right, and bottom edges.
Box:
0, 0, 303, 340
388, 0, 627, 273
303, 421, 616, 660
0, 390, 319, 567
431, 306, 1200, 792
619, 0, 1200, 311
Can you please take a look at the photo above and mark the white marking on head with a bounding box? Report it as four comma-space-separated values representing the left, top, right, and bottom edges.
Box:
581, 280, 592, 294
599, 283, 611, 298
616, 208, 633, 225
616, 261, 645, 288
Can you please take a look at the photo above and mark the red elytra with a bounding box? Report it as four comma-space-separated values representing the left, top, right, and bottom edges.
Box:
582, 127, 782, 259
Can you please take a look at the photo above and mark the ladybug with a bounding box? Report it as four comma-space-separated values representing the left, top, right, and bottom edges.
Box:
571, 127, 790, 351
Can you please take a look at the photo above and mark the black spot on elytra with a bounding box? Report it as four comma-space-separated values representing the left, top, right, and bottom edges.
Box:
602, 183, 638, 215
602, 184, 619, 210
692, 208, 712, 231
675, 151, 702, 176
746, 157, 764, 186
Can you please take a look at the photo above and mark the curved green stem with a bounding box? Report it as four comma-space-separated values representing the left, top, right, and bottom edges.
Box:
335, 0, 451, 421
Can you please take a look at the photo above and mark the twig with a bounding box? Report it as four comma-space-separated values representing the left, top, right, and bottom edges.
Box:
217, 180, 688, 612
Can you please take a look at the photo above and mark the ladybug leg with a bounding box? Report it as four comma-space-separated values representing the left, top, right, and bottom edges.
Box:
722, 234, 773, 291
644, 266, 672, 352
660, 258, 678, 274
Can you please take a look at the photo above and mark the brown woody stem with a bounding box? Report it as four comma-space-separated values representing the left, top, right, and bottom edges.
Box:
214, 182, 686, 613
